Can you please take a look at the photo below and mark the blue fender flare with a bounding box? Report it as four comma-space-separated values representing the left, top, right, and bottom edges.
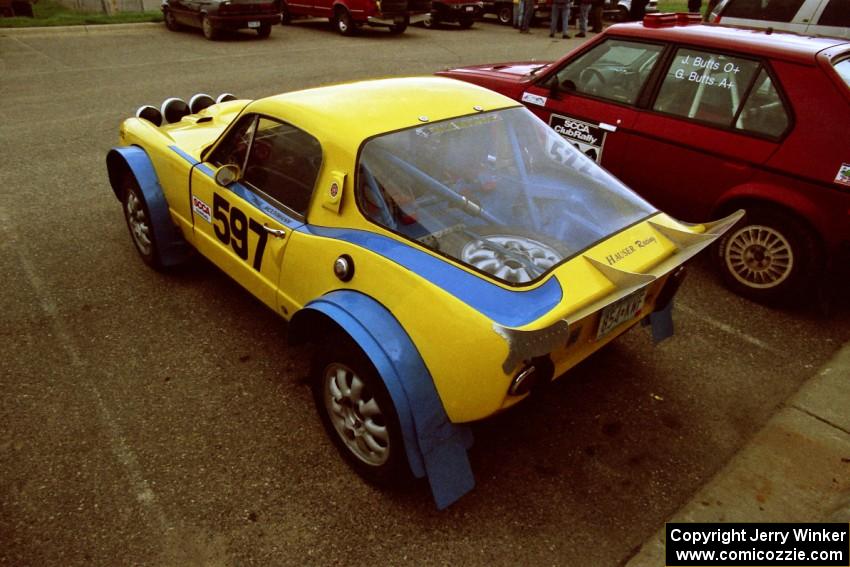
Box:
299, 290, 475, 510
106, 146, 191, 267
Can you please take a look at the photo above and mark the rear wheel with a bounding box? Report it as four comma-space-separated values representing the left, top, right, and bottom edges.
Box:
714, 206, 821, 303
279, 3, 291, 23
422, 13, 438, 27
201, 15, 219, 40
163, 8, 181, 31
256, 22, 272, 37
458, 14, 474, 28
311, 337, 411, 486
497, 4, 512, 24
333, 7, 356, 35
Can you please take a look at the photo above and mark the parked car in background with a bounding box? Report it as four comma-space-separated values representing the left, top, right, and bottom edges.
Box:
280, 0, 430, 34
423, 0, 483, 28
439, 15, 850, 302
162, 0, 280, 40
709, 0, 849, 39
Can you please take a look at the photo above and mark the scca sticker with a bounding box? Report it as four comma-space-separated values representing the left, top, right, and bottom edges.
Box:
548, 114, 606, 163
192, 195, 212, 223
835, 163, 850, 187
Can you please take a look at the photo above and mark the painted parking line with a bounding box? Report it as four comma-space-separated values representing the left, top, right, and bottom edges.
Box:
677, 302, 783, 356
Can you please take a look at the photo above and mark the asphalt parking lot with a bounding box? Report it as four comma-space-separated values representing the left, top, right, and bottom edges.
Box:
1, 19, 849, 567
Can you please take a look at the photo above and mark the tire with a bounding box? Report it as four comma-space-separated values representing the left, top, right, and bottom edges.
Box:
497, 4, 512, 24
201, 15, 219, 40
279, 3, 291, 23
458, 15, 474, 28
713, 206, 821, 303
120, 174, 163, 270
333, 8, 356, 35
388, 17, 408, 33
311, 336, 412, 486
615, 5, 628, 21
163, 8, 181, 31
256, 22, 272, 37
422, 13, 438, 28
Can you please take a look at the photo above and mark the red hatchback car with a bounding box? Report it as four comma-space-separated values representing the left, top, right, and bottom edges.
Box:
439, 15, 850, 302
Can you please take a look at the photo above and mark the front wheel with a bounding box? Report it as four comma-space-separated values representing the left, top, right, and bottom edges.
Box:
201, 15, 219, 40
422, 13, 438, 28
458, 15, 474, 28
311, 338, 411, 486
121, 175, 163, 270
279, 3, 291, 23
714, 206, 821, 303
497, 4, 512, 24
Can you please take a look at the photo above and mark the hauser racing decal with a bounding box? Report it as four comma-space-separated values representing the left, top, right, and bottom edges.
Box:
192, 195, 212, 223
835, 163, 850, 187
548, 114, 605, 163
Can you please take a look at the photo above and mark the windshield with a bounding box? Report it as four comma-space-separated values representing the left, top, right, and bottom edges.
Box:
356, 107, 656, 285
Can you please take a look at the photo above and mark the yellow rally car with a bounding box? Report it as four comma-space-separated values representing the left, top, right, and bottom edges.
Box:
106, 78, 741, 509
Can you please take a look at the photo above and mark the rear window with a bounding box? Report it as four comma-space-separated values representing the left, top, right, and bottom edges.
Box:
722, 0, 805, 21
818, 0, 850, 26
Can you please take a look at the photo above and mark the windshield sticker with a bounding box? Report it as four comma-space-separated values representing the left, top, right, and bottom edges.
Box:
835, 163, 850, 187
521, 92, 547, 107
548, 114, 605, 163
192, 195, 212, 223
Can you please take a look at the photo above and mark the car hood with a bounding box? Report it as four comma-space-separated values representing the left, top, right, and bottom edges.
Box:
439, 61, 552, 83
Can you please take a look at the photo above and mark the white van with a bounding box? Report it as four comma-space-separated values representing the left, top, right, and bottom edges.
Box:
709, 0, 850, 39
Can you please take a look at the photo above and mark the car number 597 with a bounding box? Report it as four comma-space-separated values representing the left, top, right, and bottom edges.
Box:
212, 193, 269, 271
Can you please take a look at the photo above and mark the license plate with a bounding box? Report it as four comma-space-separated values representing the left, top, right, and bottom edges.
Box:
465, 5, 474, 10
596, 288, 647, 339
247, 21, 260, 28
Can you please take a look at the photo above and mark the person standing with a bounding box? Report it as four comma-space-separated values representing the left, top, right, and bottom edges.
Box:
628, 0, 649, 20
519, 0, 534, 32
590, 0, 604, 31
513, 0, 523, 28
549, 0, 570, 38
577, 0, 591, 36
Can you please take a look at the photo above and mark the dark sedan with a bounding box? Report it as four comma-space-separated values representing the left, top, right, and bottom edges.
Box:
162, 0, 280, 40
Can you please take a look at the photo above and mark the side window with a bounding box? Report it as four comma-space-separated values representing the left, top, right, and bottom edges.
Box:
652, 48, 760, 127
208, 115, 257, 169
243, 118, 322, 217
551, 39, 664, 105
722, 0, 806, 21
834, 57, 850, 88
735, 69, 789, 137
818, 0, 850, 25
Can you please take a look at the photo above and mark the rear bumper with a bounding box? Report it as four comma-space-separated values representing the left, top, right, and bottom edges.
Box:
433, 2, 483, 17
367, 12, 428, 24
207, 13, 279, 28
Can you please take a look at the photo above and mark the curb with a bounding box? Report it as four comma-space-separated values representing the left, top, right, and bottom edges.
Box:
625, 341, 850, 566
0, 21, 161, 35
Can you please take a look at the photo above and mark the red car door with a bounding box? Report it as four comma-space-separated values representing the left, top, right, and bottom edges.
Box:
522, 37, 666, 177
617, 46, 786, 220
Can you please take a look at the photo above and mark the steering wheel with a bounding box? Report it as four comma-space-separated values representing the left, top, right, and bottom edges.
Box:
578, 68, 607, 94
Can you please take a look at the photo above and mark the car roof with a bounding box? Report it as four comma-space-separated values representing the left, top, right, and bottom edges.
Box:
608, 21, 850, 65
247, 77, 521, 150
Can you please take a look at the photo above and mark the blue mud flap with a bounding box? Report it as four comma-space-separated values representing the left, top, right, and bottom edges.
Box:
642, 300, 675, 343
303, 290, 475, 510
106, 146, 191, 267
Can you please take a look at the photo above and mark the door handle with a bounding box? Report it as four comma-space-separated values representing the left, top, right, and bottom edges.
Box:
263, 224, 286, 238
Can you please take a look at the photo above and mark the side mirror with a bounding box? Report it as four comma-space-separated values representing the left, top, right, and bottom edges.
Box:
214, 164, 241, 187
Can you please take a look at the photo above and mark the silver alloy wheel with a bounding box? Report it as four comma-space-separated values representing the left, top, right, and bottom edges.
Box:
202, 16, 215, 39
323, 362, 390, 466
125, 190, 153, 257
724, 223, 794, 289
337, 13, 349, 33
462, 234, 562, 284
